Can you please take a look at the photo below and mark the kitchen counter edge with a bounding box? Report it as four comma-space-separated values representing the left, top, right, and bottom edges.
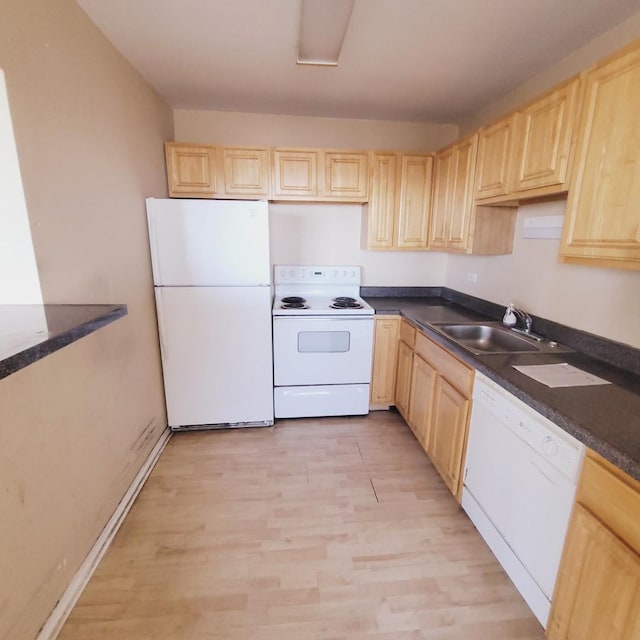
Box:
0, 304, 128, 380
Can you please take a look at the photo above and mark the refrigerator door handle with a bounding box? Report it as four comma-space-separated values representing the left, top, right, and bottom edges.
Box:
148, 211, 162, 285
156, 292, 169, 361
158, 321, 168, 361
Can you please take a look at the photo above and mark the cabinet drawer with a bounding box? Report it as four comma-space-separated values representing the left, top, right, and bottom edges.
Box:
578, 452, 640, 555
414, 332, 473, 396
399, 320, 416, 348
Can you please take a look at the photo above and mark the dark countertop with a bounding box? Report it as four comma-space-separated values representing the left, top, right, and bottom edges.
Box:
0, 304, 127, 380
364, 294, 640, 482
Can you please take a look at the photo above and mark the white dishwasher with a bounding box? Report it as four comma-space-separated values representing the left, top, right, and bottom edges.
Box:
462, 372, 584, 629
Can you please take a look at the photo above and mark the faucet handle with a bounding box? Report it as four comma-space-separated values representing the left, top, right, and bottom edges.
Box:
512, 307, 532, 332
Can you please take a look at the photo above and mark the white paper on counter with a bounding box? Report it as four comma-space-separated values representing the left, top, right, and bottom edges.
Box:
513, 363, 612, 388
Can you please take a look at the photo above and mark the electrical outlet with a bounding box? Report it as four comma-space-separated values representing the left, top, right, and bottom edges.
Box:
467, 272, 478, 283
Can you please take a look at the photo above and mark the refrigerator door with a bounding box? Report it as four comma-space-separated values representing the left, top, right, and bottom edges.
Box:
155, 286, 274, 428
146, 198, 270, 286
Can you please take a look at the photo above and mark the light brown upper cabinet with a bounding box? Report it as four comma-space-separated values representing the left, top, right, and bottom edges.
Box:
165, 143, 218, 197
271, 149, 368, 202
430, 134, 517, 255
512, 76, 580, 198
559, 42, 640, 270
366, 153, 399, 249
475, 113, 520, 201
221, 147, 271, 197
324, 152, 369, 201
397, 154, 434, 249
446, 136, 478, 251
364, 152, 433, 250
165, 143, 270, 199
431, 136, 477, 251
429, 146, 455, 250
271, 149, 319, 199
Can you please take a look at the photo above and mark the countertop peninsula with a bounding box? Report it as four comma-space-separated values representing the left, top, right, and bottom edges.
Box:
0, 304, 127, 380
362, 289, 640, 482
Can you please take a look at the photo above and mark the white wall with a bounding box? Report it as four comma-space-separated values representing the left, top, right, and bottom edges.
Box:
0, 69, 42, 303
446, 200, 640, 349
174, 109, 458, 151
270, 203, 447, 285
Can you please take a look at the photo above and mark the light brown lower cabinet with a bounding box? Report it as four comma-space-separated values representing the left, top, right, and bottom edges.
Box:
548, 452, 640, 639
394, 339, 413, 421
407, 353, 436, 448
427, 376, 470, 496
369, 316, 400, 407
394, 322, 474, 500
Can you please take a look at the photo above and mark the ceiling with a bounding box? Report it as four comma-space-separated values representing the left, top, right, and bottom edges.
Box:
77, 0, 640, 123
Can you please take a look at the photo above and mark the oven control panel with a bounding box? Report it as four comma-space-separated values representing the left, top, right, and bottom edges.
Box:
274, 265, 361, 285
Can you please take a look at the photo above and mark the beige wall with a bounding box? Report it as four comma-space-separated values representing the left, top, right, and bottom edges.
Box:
459, 12, 640, 134
176, 109, 455, 284
449, 16, 640, 350
174, 108, 458, 151
270, 203, 447, 285
446, 201, 640, 349
0, 2, 173, 638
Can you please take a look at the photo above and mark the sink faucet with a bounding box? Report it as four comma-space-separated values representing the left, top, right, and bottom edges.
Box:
512, 307, 533, 333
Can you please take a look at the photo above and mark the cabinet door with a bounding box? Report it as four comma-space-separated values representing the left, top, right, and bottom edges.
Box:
427, 377, 470, 496
394, 340, 413, 421
272, 149, 319, 198
448, 134, 478, 252
407, 354, 437, 448
548, 505, 640, 640
513, 77, 579, 195
397, 154, 433, 249
560, 44, 640, 269
165, 143, 217, 197
324, 152, 369, 201
221, 147, 270, 197
366, 153, 399, 249
370, 316, 400, 406
429, 146, 455, 250
475, 114, 519, 200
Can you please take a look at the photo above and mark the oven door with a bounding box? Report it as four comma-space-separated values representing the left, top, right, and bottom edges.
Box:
273, 316, 374, 386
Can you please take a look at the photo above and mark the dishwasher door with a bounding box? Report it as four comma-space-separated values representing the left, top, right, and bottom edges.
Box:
461, 374, 584, 628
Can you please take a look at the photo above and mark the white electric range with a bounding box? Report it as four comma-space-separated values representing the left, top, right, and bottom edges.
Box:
272, 265, 375, 418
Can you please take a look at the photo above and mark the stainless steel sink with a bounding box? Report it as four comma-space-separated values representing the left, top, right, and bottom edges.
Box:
429, 322, 569, 355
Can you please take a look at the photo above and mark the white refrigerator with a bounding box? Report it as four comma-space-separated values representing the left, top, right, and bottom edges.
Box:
146, 198, 274, 430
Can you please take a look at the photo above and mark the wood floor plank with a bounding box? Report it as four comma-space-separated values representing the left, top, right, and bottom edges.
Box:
58, 412, 545, 639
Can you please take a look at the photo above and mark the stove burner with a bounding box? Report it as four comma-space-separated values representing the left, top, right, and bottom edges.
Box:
281, 302, 309, 309
333, 296, 357, 303
281, 296, 306, 304
330, 300, 364, 309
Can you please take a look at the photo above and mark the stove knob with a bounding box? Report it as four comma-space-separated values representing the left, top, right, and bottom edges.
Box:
331, 269, 338, 278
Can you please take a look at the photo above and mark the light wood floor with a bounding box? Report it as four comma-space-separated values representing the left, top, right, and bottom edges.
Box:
59, 412, 545, 639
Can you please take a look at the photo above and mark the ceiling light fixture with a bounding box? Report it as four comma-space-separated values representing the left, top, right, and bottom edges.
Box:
297, 0, 355, 67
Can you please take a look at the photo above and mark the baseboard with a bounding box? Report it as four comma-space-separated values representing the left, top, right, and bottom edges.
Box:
36, 428, 172, 640
369, 404, 392, 411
